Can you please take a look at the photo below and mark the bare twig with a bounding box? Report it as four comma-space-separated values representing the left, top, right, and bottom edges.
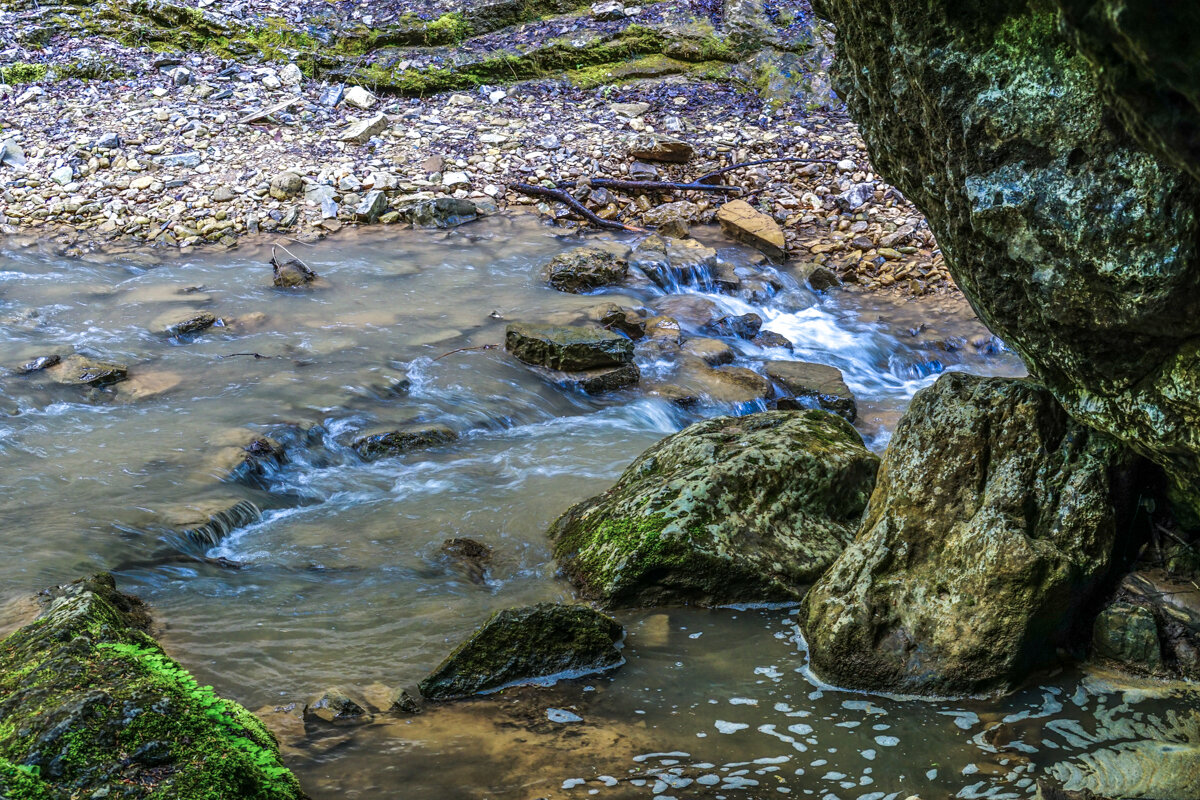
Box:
588, 178, 742, 194
434, 344, 500, 361
1157, 523, 1198, 551
218, 352, 275, 360
693, 157, 841, 184
510, 183, 644, 232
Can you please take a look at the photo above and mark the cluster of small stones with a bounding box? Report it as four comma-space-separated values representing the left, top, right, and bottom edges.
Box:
0, 9, 952, 295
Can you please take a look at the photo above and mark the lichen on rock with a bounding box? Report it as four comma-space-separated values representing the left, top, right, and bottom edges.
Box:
800, 373, 1142, 695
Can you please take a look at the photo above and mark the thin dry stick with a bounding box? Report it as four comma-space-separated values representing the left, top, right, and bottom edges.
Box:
434, 344, 500, 361
271, 243, 315, 273
693, 157, 841, 184
588, 178, 742, 194
510, 182, 644, 232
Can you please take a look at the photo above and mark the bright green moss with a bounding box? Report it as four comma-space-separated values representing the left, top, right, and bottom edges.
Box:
0, 575, 303, 800
0, 62, 48, 84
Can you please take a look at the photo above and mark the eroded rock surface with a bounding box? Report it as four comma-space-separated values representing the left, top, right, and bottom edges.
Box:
550, 410, 878, 608
801, 374, 1139, 695
813, 0, 1200, 514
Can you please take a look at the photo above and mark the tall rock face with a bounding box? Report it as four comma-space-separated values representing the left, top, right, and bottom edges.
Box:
812, 0, 1200, 515
800, 374, 1140, 695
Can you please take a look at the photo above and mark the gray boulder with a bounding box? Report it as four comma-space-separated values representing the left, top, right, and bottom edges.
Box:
801, 373, 1138, 695
505, 323, 634, 371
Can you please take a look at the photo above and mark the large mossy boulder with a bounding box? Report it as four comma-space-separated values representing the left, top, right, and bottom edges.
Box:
418, 604, 624, 700
0, 574, 304, 800
801, 374, 1138, 695
812, 0, 1200, 516
549, 410, 880, 608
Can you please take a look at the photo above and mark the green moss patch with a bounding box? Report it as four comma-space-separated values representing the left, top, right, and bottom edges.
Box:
0, 574, 304, 800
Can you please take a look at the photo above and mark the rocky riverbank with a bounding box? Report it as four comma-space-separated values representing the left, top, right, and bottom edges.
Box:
0, 0, 954, 294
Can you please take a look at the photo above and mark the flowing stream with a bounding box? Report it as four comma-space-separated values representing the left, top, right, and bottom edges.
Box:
0, 215, 1190, 799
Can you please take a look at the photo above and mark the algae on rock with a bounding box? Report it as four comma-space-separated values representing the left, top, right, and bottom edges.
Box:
0, 574, 304, 800
549, 410, 879, 608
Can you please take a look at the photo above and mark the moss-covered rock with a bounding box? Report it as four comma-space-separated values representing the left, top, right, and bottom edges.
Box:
418, 603, 624, 700
0, 574, 304, 800
800, 374, 1140, 695
813, 0, 1200, 517
550, 410, 879, 608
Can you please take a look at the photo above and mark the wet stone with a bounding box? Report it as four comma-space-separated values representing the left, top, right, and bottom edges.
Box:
305, 687, 372, 726
505, 323, 634, 371
418, 603, 624, 700
1093, 602, 1163, 671
542, 246, 629, 294
765, 360, 857, 421
352, 424, 457, 461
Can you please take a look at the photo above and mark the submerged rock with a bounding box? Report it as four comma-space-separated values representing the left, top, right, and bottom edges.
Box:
418, 603, 624, 700
17, 353, 60, 373
542, 246, 629, 293
46, 354, 128, 387
801, 373, 1139, 695
505, 323, 634, 371
155, 497, 262, 548
765, 360, 857, 421
352, 424, 457, 461
0, 574, 303, 799
814, 0, 1200, 518
549, 410, 879, 608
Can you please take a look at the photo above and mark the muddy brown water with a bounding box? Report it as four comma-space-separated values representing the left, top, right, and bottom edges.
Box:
0, 215, 1191, 799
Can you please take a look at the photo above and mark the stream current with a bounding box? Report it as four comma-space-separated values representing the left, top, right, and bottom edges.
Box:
0, 215, 1192, 799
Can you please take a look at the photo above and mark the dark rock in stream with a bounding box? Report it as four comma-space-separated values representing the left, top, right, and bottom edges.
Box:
814, 0, 1200, 519
801, 374, 1143, 695
530, 362, 641, 395
541, 246, 629, 294
505, 323, 634, 371
155, 309, 218, 337
0, 574, 303, 799
704, 312, 762, 340
550, 410, 879, 608
418, 603, 624, 701
352, 424, 457, 461
1092, 603, 1163, 672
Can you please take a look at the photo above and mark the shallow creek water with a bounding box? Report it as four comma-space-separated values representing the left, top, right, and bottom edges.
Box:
0, 215, 1191, 799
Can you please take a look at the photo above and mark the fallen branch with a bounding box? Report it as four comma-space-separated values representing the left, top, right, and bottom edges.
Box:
236, 96, 303, 125
218, 352, 275, 360
693, 157, 841, 184
434, 344, 501, 361
588, 178, 742, 194
510, 182, 644, 232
